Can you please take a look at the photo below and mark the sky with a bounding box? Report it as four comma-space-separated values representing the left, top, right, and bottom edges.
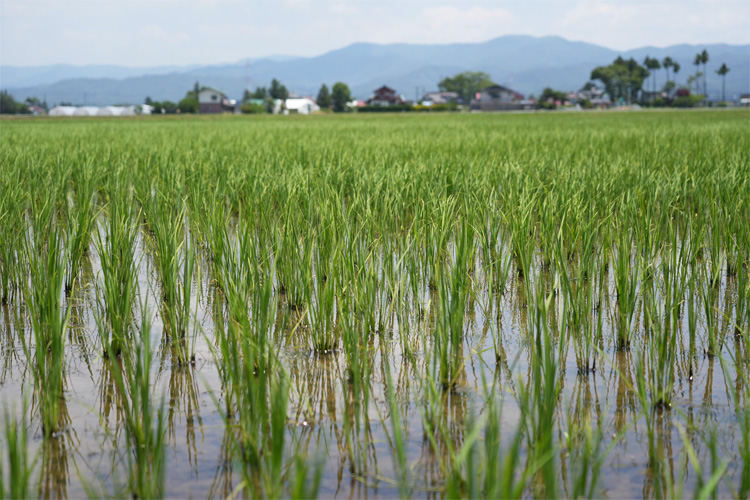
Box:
1, 0, 748, 67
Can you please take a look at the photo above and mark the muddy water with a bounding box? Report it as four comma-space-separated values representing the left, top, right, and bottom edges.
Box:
0, 232, 745, 499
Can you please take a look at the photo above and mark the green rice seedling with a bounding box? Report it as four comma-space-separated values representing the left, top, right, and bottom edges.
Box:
64, 161, 97, 294
719, 324, 750, 498
0, 405, 35, 499
556, 223, 600, 375
564, 413, 609, 499
505, 188, 536, 285
419, 368, 486, 498
433, 219, 473, 390
483, 391, 529, 499
289, 453, 323, 500
676, 423, 730, 500
644, 290, 676, 408
516, 281, 566, 498
19, 205, 71, 436
613, 225, 638, 350
0, 174, 26, 305
276, 203, 313, 310
701, 260, 723, 356
108, 304, 167, 499
93, 188, 140, 359
305, 262, 338, 353
141, 192, 196, 356
384, 359, 409, 499
634, 352, 669, 496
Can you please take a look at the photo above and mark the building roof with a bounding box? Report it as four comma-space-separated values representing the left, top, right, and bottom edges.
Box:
480, 85, 514, 93
285, 98, 320, 111
199, 87, 227, 97
374, 85, 396, 93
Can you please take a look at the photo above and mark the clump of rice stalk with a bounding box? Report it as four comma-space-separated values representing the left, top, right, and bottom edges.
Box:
433, 219, 473, 390
19, 203, 71, 436
517, 282, 566, 498
93, 189, 140, 359
643, 290, 676, 408
0, 177, 26, 305
305, 263, 338, 353
613, 226, 638, 350
675, 423, 730, 499
65, 162, 97, 294
700, 258, 725, 357
563, 410, 618, 499
108, 305, 167, 499
0, 404, 36, 498
143, 191, 197, 364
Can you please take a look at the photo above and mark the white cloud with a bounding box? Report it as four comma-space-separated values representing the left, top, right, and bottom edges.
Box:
561, 2, 638, 26
421, 6, 514, 42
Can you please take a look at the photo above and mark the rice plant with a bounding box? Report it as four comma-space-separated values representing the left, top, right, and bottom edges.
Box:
19, 201, 71, 436
93, 186, 140, 359
0, 405, 35, 499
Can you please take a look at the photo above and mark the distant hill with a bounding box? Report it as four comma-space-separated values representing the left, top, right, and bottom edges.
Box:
3, 35, 748, 106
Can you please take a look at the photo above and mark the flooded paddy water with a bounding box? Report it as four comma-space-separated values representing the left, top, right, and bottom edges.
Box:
0, 110, 748, 498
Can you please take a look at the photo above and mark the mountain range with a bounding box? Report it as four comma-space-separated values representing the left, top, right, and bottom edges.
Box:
2, 35, 748, 106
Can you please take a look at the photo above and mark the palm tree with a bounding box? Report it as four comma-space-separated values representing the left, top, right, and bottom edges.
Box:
693, 54, 702, 95
644, 56, 661, 100
716, 63, 730, 102
662, 56, 673, 86
672, 62, 680, 84
700, 49, 709, 97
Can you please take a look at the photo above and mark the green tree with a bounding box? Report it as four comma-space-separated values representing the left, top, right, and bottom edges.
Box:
700, 49, 709, 97
716, 63, 730, 102
251, 86, 268, 99
331, 82, 351, 112
316, 84, 332, 108
538, 87, 568, 109
0, 90, 30, 114
178, 96, 199, 113
693, 54, 702, 94
672, 62, 680, 85
590, 57, 649, 105
643, 56, 661, 98
269, 79, 289, 100
145, 96, 153, 105
157, 100, 178, 114
438, 71, 496, 104
662, 56, 673, 85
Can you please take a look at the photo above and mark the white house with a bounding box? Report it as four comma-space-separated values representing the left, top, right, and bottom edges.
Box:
285, 98, 320, 115
97, 106, 123, 116
74, 106, 100, 116
48, 106, 77, 117
198, 87, 236, 113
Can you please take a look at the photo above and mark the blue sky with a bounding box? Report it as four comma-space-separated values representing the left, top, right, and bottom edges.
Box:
1, 0, 748, 66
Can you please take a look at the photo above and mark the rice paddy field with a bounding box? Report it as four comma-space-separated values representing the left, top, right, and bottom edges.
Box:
0, 109, 749, 499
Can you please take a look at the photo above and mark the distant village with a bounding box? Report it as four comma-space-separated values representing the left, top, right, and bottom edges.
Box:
3, 53, 746, 116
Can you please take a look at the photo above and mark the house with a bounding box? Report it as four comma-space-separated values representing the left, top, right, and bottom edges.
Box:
367, 86, 404, 106
198, 87, 236, 113
420, 91, 461, 105
285, 98, 320, 115
74, 106, 100, 116
28, 105, 46, 115
98, 106, 124, 116
740, 94, 750, 106
470, 85, 525, 111
48, 106, 77, 117
568, 87, 611, 108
